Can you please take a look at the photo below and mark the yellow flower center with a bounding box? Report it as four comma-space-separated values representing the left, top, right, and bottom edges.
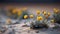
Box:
37, 16, 43, 21
43, 11, 47, 15
30, 14, 34, 18
36, 10, 40, 15
24, 15, 28, 19
48, 12, 51, 16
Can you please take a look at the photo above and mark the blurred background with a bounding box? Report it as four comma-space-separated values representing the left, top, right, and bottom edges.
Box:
0, 0, 60, 34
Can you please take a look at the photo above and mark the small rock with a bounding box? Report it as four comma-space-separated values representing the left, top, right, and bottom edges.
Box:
22, 25, 29, 27
35, 30, 39, 33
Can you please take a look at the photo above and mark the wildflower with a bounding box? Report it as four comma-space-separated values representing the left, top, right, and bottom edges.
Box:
17, 11, 22, 16
30, 14, 34, 18
36, 10, 40, 15
24, 15, 28, 19
47, 12, 51, 16
51, 19, 54, 23
37, 16, 43, 21
53, 8, 59, 14
43, 11, 47, 15
54, 10, 59, 14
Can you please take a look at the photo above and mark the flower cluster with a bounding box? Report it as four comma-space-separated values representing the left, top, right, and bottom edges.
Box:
6, 8, 60, 25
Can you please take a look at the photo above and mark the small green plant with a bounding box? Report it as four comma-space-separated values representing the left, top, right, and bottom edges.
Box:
53, 8, 60, 24
30, 10, 52, 29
